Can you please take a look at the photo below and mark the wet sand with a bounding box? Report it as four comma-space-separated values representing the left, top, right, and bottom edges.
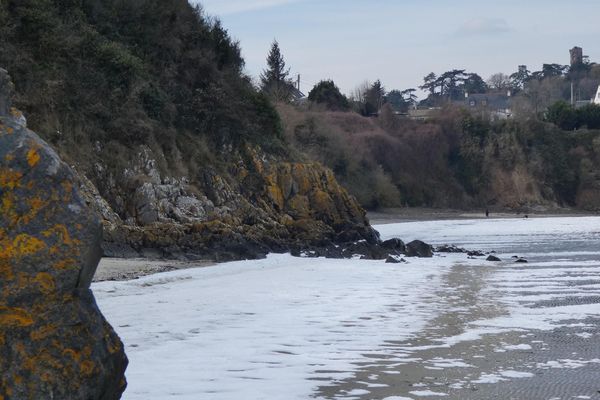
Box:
93, 258, 214, 282
316, 259, 600, 399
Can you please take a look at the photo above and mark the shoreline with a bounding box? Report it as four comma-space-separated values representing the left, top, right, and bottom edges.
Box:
367, 207, 597, 225
94, 210, 599, 282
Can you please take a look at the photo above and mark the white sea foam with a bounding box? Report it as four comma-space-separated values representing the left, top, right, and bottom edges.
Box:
93, 216, 600, 399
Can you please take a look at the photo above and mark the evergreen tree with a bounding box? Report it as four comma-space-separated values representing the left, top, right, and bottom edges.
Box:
308, 80, 349, 111
260, 40, 294, 102
364, 80, 385, 115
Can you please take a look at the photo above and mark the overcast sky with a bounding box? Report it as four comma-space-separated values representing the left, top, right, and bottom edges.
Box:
197, 0, 600, 98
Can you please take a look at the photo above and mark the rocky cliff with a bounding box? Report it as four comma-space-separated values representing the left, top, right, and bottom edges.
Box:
92, 143, 379, 260
0, 69, 127, 399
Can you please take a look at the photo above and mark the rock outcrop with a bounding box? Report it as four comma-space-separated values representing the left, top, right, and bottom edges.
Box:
97, 144, 381, 260
0, 69, 127, 399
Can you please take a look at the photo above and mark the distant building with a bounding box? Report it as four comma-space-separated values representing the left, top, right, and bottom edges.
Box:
408, 108, 438, 121
593, 86, 600, 105
464, 92, 512, 119
570, 46, 583, 66
290, 86, 306, 103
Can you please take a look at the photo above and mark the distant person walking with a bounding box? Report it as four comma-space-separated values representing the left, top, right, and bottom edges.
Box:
485, 208, 489, 218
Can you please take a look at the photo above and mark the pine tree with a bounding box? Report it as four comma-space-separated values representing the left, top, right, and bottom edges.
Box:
260, 40, 293, 102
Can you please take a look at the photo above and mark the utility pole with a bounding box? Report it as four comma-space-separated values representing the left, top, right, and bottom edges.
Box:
571, 82, 574, 106
297, 74, 301, 91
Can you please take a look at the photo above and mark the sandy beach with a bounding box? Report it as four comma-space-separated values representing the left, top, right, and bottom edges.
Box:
94, 258, 215, 282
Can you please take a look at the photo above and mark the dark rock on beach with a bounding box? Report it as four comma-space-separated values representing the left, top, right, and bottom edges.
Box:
487, 255, 502, 262
381, 238, 406, 253
405, 240, 434, 258
436, 244, 467, 253
467, 250, 486, 257
0, 70, 127, 399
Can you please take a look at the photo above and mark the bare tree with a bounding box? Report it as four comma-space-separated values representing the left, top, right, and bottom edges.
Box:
487, 73, 512, 91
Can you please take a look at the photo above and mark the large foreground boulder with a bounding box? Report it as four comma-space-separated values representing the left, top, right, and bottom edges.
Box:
0, 69, 127, 399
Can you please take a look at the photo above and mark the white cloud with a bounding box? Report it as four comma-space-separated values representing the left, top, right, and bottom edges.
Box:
198, 0, 302, 16
456, 17, 511, 36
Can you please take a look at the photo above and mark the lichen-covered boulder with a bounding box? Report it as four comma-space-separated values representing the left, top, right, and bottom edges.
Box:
0, 69, 127, 399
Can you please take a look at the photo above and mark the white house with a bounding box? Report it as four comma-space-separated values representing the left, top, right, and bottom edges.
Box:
593, 85, 600, 105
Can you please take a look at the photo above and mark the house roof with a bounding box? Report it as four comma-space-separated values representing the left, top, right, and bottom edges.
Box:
464, 93, 511, 110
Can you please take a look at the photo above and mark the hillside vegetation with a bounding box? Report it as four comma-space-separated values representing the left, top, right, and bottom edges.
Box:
0, 0, 379, 259
280, 104, 600, 211
0, 0, 283, 202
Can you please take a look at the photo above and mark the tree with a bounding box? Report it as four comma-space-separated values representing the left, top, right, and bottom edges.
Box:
510, 66, 530, 90
546, 101, 578, 130
461, 73, 487, 94
438, 69, 467, 100
419, 72, 437, 96
386, 88, 417, 113
531, 64, 568, 80
308, 80, 350, 111
401, 88, 418, 106
349, 80, 371, 115
578, 104, 600, 129
386, 89, 408, 112
513, 76, 569, 117
364, 80, 385, 115
260, 40, 294, 102
487, 73, 511, 91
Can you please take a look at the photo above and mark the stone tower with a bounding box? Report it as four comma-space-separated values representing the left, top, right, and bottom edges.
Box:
570, 46, 583, 66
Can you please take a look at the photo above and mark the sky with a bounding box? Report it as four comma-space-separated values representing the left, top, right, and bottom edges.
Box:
197, 0, 600, 98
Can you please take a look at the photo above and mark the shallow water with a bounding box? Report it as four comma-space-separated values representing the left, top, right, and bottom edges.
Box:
94, 216, 600, 400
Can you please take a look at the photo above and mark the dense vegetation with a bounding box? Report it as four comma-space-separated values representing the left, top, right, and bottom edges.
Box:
280, 103, 600, 210
0, 0, 285, 184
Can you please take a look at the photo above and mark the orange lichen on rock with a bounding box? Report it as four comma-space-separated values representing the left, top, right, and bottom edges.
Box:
42, 224, 78, 247
12, 234, 46, 257
0, 307, 34, 327
33, 273, 55, 294
26, 147, 40, 168
0, 168, 22, 189
30, 324, 57, 341
52, 258, 77, 271
79, 360, 96, 376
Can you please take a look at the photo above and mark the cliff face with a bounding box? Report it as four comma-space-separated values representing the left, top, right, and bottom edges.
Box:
89, 144, 377, 260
